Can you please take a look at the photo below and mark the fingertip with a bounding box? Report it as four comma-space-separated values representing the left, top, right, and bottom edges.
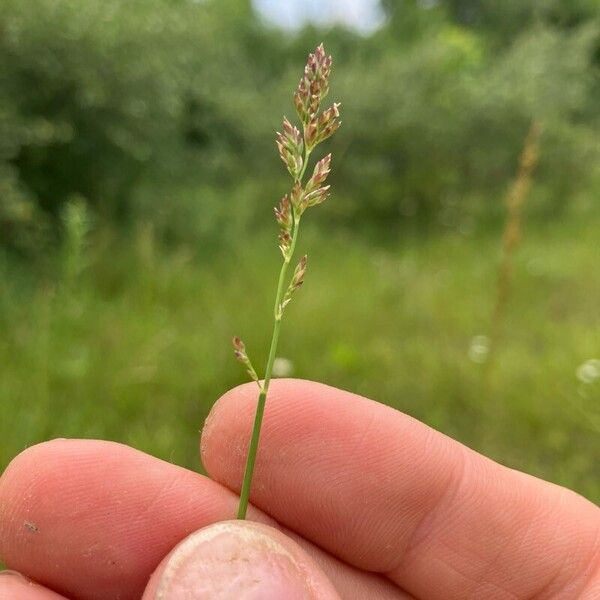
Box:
1, 439, 63, 481
143, 520, 340, 599
200, 383, 251, 473
199, 379, 330, 476
1, 438, 128, 481
0, 439, 139, 516
0, 438, 242, 599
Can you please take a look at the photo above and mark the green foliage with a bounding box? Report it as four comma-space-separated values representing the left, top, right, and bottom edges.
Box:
1, 216, 598, 500
334, 22, 599, 224
438, 0, 600, 41
0, 0, 259, 236
0, 0, 182, 217
60, 196, 92, 288
1, 0, 599, 247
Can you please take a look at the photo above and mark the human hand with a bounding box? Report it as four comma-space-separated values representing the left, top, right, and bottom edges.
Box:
0, 380, 598, 599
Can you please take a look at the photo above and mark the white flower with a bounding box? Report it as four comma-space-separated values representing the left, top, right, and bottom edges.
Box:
272, 357, 294, 377
576, 359, 600, 384
469, 335, 490, 364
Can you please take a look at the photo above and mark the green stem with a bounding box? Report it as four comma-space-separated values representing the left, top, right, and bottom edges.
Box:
236, 221, 301, 519
236, 138, 311, 520
298, 148, 312, 183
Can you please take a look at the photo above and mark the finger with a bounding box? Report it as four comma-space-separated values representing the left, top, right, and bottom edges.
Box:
0, 439, 236, 599
142, 521, 340, 599
0, 439, 405, 600
0, 571, 68, 599
283, 529, 411, 600
201, 379, 600, 600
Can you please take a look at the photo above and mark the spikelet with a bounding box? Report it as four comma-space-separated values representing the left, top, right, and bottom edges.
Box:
232, 337, 259, 383
294, 43, 333, 125
276, 118, 304, 179
278, 255, 308, 317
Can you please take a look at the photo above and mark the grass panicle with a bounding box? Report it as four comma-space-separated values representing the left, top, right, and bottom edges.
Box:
232, 44, 341, 519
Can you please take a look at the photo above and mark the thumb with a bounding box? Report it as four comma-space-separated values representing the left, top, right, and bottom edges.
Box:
143, 520, 341, 599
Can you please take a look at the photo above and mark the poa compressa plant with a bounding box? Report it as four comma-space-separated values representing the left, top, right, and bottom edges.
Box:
232, 44, 341, 519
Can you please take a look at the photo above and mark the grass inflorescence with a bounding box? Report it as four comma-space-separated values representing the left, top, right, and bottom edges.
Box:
231, 44, 341, 520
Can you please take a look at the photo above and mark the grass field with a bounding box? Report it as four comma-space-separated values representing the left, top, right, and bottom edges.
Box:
1, 213, 598, 503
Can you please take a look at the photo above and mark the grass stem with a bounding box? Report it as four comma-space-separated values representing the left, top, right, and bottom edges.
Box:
236, 220, 301, 519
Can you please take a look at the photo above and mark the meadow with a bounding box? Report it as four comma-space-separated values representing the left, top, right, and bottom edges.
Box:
1, 210, 598, 503
1, 0, 599, 518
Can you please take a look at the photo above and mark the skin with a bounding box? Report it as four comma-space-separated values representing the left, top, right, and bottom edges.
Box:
0, 379, 598, 599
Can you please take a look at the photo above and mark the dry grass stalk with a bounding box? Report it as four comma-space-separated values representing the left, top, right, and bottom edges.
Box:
488, 120, 542, 369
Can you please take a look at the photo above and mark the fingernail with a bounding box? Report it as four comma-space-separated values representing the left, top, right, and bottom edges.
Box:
0, 570, 30, 581
155, 521, 330, 599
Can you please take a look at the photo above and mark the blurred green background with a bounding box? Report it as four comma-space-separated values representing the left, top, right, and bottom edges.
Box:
0, 0, 598, 502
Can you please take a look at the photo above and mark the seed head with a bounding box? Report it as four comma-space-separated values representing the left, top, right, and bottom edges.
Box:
305, 154, 331, 193
275, 45, 340, 252
282, 117, 303, 147
316, 103, 341, 144
289, 181, 303, 211
308, 44, 332, 97
232, 335, 245, 357
278, 229, 292, 258
232, 336, 259, 383
290, 254, 308, 291
293, 154, 332, 214
276, 118, 304, 178
318, 103, 340, 128
274, 194, 292, 231
279, 254, 308, 315
294, 44, 333, 125
304, 116, 319, 150
302, 184, 330, 210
